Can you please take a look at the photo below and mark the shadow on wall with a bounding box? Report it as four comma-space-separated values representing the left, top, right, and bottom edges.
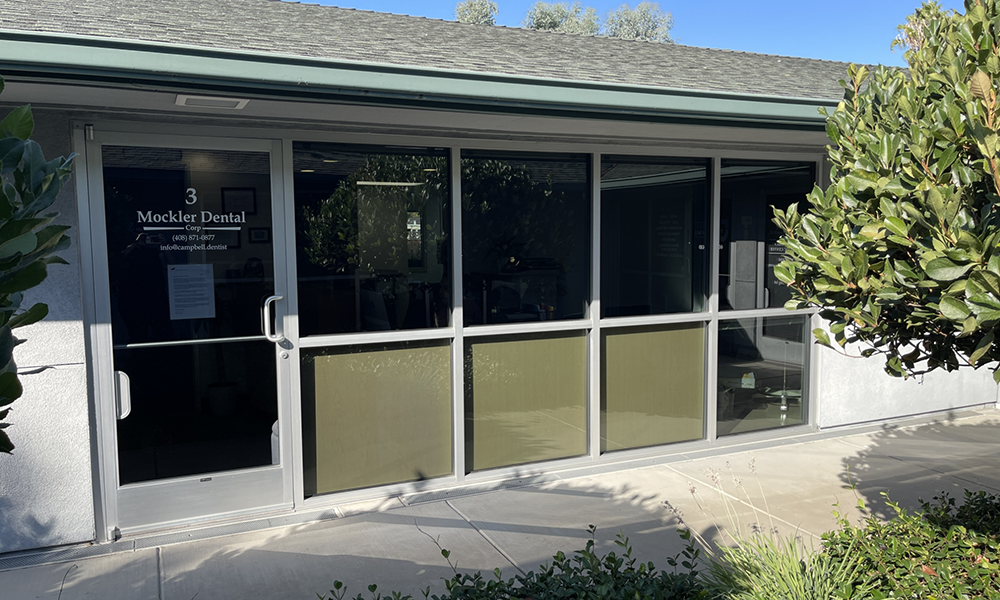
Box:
838, 412, 1000, 522
0, 497, 55, 554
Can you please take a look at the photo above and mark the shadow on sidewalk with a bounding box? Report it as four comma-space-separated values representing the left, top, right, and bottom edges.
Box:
838, 412, 1000, 521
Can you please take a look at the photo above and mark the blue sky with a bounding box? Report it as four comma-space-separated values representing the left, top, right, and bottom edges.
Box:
299, 0, 966, 66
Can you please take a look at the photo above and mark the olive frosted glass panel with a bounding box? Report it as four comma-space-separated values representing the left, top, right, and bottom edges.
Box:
465, 333, 587, 471
103, 146, 274, 345
717, 315, 807, 436
462, 151, 591, 325
601, 157, 709, 317
601, 324, 705, 452
302, 343, 452, 496
719, 161, 814, 311
293, 143, 451, 336
115, 342, 278, 484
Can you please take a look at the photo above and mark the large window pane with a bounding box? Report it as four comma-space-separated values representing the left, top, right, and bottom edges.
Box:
294, 143, 451, 336
717, 315, 807, 435
719, 161, 814, 311
601, 157, 709, 317
465, 332, 587, 471
461, 151, 590, 326
302, 342, 452, 495
601, 323, 704, 452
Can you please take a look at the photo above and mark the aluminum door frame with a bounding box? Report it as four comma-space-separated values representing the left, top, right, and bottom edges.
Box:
83, 130, 295, 536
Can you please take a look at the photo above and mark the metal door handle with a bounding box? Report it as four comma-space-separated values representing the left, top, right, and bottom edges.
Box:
115, 371, 131, 420
263, 295, 284, 343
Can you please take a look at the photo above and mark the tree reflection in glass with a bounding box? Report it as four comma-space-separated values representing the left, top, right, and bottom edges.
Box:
294, 145, 451, 335
460, 151, 590, 326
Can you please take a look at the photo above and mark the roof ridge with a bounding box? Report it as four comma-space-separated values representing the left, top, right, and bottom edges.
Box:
0, 0, 852, 101
267, 0, 853, 63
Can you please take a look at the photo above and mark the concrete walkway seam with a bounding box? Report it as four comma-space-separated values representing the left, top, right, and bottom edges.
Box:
444, 500, 525, 575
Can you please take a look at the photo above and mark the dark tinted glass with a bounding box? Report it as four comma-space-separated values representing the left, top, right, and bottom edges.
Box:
103, 146, 274, 345
103, 145, 278, 484
115, 342, 277, 484
601, 156, 709, 317
293, 143, 451, 336
461, 151, 591, 326
719, 161, 814, 311
717, 315, 807, 436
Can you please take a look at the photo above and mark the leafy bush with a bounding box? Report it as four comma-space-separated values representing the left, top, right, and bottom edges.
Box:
773, 0, 1000, 379
0, 76, 74, 453
822, 491, 1000, 599
319, 526, 706, 600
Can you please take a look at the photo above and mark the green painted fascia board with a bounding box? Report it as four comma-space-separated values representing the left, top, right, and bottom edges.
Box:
0, 30, 838, 127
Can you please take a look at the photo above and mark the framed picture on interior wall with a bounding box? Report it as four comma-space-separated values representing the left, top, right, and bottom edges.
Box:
222, 187, 256, 215
248, 227, 271, 244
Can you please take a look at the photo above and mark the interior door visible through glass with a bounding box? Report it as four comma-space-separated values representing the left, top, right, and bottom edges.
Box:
102, 146, 280, 485
718, 161, 815, 311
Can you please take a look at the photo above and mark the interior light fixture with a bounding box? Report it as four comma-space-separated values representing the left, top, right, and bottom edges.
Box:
323, 159, 339, 163
356, 181, 423, 187
423, 168, 438, 172
300, 169, 315, 173
175, 94, 250, 110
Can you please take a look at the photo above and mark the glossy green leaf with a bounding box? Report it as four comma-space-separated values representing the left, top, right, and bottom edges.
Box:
8, 302, 47, 329
813, 328, 832, 347
0, 105, 33, 141
925, 257, 974, 281
939, 295, 971, 320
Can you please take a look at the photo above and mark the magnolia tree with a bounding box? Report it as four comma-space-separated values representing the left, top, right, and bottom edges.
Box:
774, 0, 1000, 380
0, 77, 73, 453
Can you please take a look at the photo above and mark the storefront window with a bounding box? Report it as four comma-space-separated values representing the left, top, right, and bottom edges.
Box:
601, 157, 709, 316
717, 315, 808, 435
293, 143, 451, 336
302, 341, 453, 495
465, 332, 587, 471
601, 323, 705, 452
719, 161, 815, 311
461, 151, 591, 325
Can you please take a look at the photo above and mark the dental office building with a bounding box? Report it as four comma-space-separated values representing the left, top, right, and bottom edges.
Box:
0, 0, 995, 557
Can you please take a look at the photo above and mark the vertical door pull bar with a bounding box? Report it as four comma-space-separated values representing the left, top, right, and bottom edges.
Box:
114, 371, 131, 420
263, 295, 284, 343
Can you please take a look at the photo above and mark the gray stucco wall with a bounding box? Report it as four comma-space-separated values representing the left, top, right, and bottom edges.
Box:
0, 109, 95, 553
814, 316, 1000, 428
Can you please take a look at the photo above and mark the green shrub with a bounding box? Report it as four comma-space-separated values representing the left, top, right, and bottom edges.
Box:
0, 76, 73, 454
321, 489, 1000, 600
319, 526, 707, 600
822, 491, 1000, 599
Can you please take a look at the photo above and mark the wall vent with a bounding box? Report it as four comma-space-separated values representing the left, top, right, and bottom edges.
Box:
175, 95, 249, 110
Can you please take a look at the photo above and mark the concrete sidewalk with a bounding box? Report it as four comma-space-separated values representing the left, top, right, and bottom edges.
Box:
3, 409, 999, 600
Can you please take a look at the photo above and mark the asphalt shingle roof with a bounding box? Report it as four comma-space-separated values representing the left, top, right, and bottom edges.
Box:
0, 0, 851, 102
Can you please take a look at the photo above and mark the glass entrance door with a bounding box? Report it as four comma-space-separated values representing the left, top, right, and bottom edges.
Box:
88, 134, 292, 531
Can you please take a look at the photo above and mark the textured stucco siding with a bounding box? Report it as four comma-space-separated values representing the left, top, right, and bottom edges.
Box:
814, 316, 1000, 428
0, 109, 95, 553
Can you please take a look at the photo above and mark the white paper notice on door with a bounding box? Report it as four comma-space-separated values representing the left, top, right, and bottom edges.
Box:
167, 264, 216, 320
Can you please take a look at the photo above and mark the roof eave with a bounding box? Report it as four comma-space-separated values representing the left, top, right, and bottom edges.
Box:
0, 30, 839, 129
